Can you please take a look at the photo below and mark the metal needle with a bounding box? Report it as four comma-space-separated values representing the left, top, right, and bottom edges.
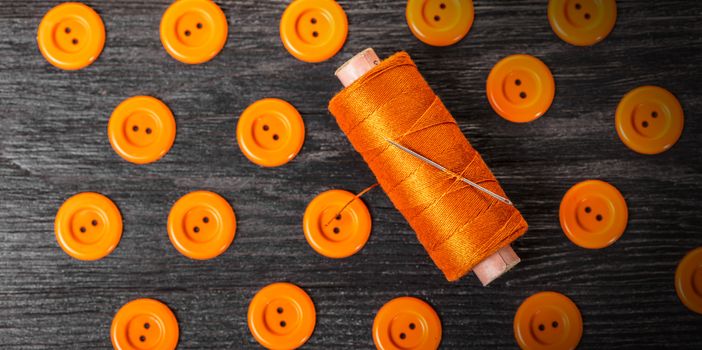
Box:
385, 138, 513, 206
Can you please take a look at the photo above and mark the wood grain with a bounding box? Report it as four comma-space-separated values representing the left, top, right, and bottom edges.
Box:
0, 0, 701, 348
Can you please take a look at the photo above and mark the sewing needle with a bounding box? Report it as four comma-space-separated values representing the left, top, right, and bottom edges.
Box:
385, 138, 513, 206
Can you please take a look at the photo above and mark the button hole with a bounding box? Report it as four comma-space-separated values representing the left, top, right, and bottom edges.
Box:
139, 336, 146, 342
519, 92, 527, 99
262, 124, 269, 131
584, 13, 591, 19
277, 307, 283, 314
515, 79, 521, 86
194, 226, 200, 233
651, 111, 658, 118
335, 214, 341, 220
552, 321, 558, 328
203, 216, 209, 223
409, 323, 416, 330
91, 220, 98, 226
575, 3, 581, 10
65, 27, 71, 34
538, 324, 545, 331
311, 17, 317, 24
133, 125, 139, 132
280, 321, 286, 327
196, 22, 203, 29
312, 31, 319, 37
596, 214, 603, 221
333, 227, 340, 234
185, 30, 191, 36
440, 3, 446, 9
79, 226, 86, 233
642, 121, 649, 128
400, 333, 406, 339
434, 15, 440, 21
145, 128, 152, 134
144, 323, 150, 329
272, 134, 279, 141
72, 38, 78, 45
585, 206, 591, 213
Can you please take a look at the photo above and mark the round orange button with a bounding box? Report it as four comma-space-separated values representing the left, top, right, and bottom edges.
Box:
486, 54, 555, 123
111, 298, 179, 350
560, 180, 627, 249
615, 86, 684, 155
675, 247, 702, 314
280, 0, 348, 63
237, 98, 305, 167
406, 0, 474, 47
373, 297, 441, 350
514, 292, 582, 350
248, 282, 316, 350
37, 2, 105, 70
160, 0, 228, 64
302, 189, 371, 259
167, 191, 236, 260
108, 96, 176, 165
54, 192, 122, 261
548, 0, 617, 46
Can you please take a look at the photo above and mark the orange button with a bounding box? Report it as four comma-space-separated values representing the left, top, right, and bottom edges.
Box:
675, 247, 702, 314
37, 2, 105, 70
280, 0, 348, 63
302, 189, 371, 258
111, 298, 179, 350
160, 0, 228, 64
248, 282, 316, 350
486, 54, 555, 123
548, 0, 617, 46
559, 180, 627, 249
237, 98, 305, 167
615, 86, 684, 155
108, 96, 176, 165
514, 291, 582, 350
54, 192, 122, 260
373, 297, 441, 350
167, 191, 236, 260
406, 0, 474, 47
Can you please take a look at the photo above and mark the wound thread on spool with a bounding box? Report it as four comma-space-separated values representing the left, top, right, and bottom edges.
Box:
329, 51, 528, 282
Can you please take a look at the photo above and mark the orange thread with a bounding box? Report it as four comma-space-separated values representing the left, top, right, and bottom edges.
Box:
329, 52, 528, 281
324, 183, 379, 227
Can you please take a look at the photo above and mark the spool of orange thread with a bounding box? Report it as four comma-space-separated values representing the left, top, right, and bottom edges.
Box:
329, 49, 527, 285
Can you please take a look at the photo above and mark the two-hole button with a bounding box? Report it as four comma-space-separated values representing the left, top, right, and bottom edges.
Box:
280, 0, 348, 63
37, 2, 105, 70
675, 247, 702, 314
514, 291, 583, 350
487, 54, 555, 123
237, 98, 305, 167
615, 86, 684, 155
111, 298, 179, 350
248, 282, 316, 350
373, 297, 442, 350
548, 0, 617, 46
560, 180, 628, 249
108, 96, 176, 165
54, 192, 122, 260
303, 189, 372, 258
160, 0, 228, 64
167, 191, 236, 260
406, 0, 474, 47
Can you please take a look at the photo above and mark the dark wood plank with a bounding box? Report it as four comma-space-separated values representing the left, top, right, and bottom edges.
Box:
0, 0, 701, 348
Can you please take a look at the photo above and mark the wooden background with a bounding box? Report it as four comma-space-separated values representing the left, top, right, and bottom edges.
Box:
1, 0, 700, 348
